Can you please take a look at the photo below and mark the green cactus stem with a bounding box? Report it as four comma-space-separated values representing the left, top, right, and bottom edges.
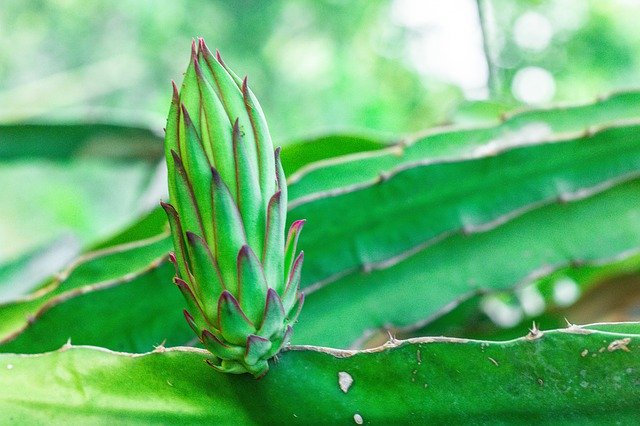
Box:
162, 38, 304, 377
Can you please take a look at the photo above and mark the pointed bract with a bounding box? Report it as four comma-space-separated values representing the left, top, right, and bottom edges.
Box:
245, 334, 272, 367
237, 245, 269, 325
217, 291, 256, 346
185, 232, 225, 320
257, 288, 286, 339
233, 119, 263, 254
263, 191, 284, 292
282, 251, 304, 313
284, 220, 305, 282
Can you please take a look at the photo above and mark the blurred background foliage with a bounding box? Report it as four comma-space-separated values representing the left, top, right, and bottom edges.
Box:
2, 0, 640, 140
1, 0, 640, 335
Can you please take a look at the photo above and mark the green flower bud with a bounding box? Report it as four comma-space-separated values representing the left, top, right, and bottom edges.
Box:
162, 38, 304, 378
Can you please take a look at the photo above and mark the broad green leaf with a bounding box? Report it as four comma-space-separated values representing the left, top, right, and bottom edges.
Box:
90, 207, 168, 250
450, 99, 514, 126
280, 133, 393, 176
404, 252, 640, 343
0, 234, 172, 346
287, 91, 640, 200
295, 177, 640, 347
1, 324, 639, 423
292, 123, 640, 291
0, 262, 190, 354
0, 122, 163, 163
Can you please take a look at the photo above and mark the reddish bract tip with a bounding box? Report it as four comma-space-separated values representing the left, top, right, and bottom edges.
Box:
180, 104, 194, 127
199, 39, 213, 60
160, 201, 178, 218
202, 329, 230, 348
183, 309, 199, 334
167, 252, 181, 276
218, 290, 244, 319
247, 334, 269, 344
193, 55, 203, 78
197, 37, 205, 54
291, 219, 306, 231
238, 244, 251, 260
268, 191, 282, 210
215, 49, 226, 66
232, 118, 242, 140
242, 76, 249, 94
170, 149, 182, 165
210, 167, 223, 185
287, 251, 304, 283
190, 39, 197, 60
171, 80, 180, 103
183, 309, 195, 323
185, 231, 199, 244
265, 288, 285, 315
174, 277, 189, 290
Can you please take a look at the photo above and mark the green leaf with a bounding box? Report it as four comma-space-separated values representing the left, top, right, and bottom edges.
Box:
1, 324, 639, 423
0, 234, 172, 349
0, 262, 190, 354
287, 91, 640, 200
292, 123, 640, 294
295, 176, 640, 347
0, 122, 163, 162
89, 207, 168, 250
280, 132, 393, 176
408, 239, 640, 342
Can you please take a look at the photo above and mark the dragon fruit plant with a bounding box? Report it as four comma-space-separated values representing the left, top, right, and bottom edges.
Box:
161, 38, 305, 377
3, 36, 640, 423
